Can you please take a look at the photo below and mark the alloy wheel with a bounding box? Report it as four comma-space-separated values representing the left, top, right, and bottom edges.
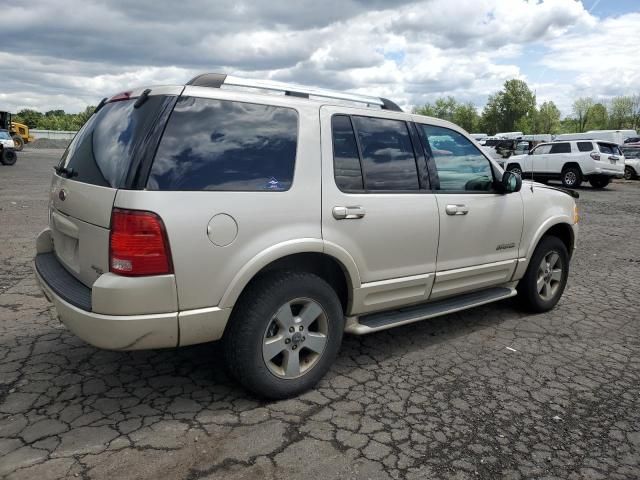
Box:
262, 298, 328, 379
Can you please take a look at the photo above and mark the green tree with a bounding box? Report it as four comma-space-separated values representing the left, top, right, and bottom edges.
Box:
499, 79, 537, 132
572, 97, 593, 132
536, 101, 561, 134
609, 95, 634, 129
13, 109, 43, 129
414, 97, 479, 132
72, 106, 95, 129
479, 79, 536, 134
584, 103, 608, 131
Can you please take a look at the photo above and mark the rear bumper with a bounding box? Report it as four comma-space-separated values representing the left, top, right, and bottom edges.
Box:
35, 257, 179, 350
589, 161, 625, 178
34, 246, 231, 350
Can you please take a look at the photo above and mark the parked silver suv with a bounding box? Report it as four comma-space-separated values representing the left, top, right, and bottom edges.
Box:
35, 74, 579, 398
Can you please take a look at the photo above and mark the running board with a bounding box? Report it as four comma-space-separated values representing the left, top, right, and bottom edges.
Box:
345, 287, 516, 335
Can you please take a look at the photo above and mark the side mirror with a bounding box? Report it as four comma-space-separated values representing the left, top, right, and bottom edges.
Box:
500, 170, 522, 194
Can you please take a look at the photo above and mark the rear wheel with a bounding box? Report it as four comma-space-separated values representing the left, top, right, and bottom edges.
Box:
1, 149, 17, 166
561, 167, 582, 188
517, 236, 569, 313
12, 135, 24, 151
624, 166, 637, 180
224, 271, 344, 399
589, 176, 610, 189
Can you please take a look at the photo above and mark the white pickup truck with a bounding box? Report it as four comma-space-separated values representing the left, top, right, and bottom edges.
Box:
505, 139, 624, 188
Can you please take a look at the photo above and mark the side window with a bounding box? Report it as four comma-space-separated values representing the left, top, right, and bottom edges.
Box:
577, 141, 593, 152
332, 115, 364, 192
532, 144, 552, 155
419, 124, 494, 191
549, 142, 571, 154
147, 97, 298, 191
351, 116, 419, 191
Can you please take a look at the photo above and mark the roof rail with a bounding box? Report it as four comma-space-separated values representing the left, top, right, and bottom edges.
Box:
186, 73, 403, 112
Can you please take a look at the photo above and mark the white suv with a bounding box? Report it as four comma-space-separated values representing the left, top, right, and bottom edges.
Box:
35, 74, 579, 398
505, 140, 624, 188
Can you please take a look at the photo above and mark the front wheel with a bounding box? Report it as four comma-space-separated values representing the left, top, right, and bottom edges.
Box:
561, 167, 582, 188
624, 166, 637, 180
1, 149, 17, 166
223, 271, 344, 399
589, 176, 610, 189
517, 236, 569, 313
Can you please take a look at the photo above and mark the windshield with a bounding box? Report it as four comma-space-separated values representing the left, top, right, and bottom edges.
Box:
58, 95, 173, 188
0, 131, 11, 140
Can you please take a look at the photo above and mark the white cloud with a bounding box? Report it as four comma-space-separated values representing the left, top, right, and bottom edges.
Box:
0, 0, 638, 119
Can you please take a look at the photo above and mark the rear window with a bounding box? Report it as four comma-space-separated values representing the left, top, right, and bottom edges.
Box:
577, 141, 594, 152
598, 143, 621, 155
147, 97, 298, 191
58, 96, 172, 188
549, 143, 571, 154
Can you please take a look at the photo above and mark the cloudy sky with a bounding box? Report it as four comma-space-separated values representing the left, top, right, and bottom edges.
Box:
1, 0, 638, 117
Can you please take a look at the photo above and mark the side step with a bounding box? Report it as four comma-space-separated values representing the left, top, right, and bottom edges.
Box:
345, 287, 516, 335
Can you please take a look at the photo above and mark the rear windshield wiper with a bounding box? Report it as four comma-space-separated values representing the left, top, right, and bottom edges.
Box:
54, 165, 78, 178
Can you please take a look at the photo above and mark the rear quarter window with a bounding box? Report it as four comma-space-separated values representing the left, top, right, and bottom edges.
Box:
147, 97, 298, 191
577, 141, 594, 152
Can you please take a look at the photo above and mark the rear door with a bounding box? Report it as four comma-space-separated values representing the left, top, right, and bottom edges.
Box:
320, 106, 439, 312
416, 122, 523, 299
547, 142, 572, 174
49, 88, 180, 286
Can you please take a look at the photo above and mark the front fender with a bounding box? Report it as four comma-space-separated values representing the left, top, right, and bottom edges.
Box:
526, 216, 576, 260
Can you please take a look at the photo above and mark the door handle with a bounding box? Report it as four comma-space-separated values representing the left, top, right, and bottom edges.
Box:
608, 155, 619, 161
333, 206, 366, 220
445, 204, 469, 216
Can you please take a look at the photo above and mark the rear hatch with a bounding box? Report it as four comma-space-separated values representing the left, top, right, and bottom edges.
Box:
49, 87, 181, 287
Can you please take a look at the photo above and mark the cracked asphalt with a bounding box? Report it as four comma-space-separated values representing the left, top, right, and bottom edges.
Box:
1, 149, 639, 479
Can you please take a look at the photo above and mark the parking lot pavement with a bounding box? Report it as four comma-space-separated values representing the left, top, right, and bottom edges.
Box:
0, 149, 639, 479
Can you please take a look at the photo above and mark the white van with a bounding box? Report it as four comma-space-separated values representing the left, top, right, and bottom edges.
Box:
555, 130, 637, 145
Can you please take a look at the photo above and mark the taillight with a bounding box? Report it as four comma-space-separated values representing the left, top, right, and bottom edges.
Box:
109, 208, 173, 276
590, 152, 600, 161
108, 91, 132, 103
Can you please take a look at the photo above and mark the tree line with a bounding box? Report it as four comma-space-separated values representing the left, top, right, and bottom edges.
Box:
414, 79, 640, 135
13, 106, 95, 131
10, 80, 640, 135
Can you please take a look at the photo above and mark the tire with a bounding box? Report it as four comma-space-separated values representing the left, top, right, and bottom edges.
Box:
589, 176, 610, 189
516, 236, 569, 313
1, 149, 17, 166
12, 135, 24, 152
223, 270, 344, 399
624, 166, 637, 180
506, 164, 522, 177
561, 166, 582, 188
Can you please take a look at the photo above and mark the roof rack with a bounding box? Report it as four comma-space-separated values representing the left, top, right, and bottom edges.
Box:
186, 73, 403, 112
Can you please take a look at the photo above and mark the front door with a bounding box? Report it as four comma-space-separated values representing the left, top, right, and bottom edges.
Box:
320, 106, 440, 313
415, 122, 524, 299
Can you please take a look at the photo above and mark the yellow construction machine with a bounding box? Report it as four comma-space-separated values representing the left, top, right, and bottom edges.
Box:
0, 111, 34, 151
